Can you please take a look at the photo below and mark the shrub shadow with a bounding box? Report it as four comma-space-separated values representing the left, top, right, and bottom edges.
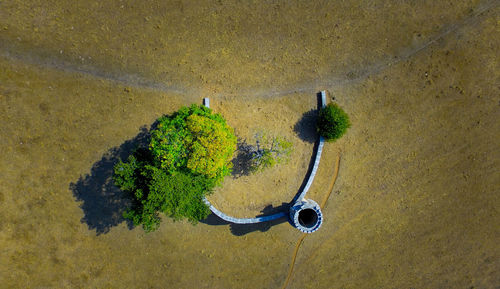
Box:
201, 203, 289, 236
293, 109, 319, 143
70, 126, 151, 235
293, 92, 323, 143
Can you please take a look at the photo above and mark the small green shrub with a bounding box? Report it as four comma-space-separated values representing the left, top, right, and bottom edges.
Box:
317, 103, 350, 141
113, 104, 237, 232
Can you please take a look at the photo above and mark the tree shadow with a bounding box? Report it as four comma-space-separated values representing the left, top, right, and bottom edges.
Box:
69, 126, 151, 235
201, 203, 289, 236
231, 138, 254, 178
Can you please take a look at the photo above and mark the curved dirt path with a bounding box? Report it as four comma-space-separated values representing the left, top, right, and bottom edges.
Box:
0, 0, 496, 101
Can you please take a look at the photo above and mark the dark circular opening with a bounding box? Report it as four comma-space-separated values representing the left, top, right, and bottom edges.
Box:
298, 208, 318, 228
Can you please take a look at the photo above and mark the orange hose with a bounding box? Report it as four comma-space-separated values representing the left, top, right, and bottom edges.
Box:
281, 233, 306, 289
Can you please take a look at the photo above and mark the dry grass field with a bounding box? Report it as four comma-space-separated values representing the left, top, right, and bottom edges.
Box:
0, 0, 498, 288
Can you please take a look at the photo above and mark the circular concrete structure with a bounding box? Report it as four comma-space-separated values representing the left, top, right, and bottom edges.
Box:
289, 199, 323, 233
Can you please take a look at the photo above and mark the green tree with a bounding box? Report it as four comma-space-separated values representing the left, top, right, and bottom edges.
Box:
113, 104, 237, 232
317, 103, 350, 141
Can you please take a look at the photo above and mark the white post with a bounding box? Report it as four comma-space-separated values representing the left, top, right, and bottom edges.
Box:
320, 91, 327, 108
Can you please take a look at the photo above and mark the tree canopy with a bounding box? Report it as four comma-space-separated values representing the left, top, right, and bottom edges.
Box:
150, 105, 236, 182
113, 104, 237, 232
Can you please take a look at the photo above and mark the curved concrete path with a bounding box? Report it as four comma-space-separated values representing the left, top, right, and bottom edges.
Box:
202, 91, 327, 224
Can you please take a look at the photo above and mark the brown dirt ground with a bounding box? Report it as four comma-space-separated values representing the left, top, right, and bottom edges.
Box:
0, 0, 499, 288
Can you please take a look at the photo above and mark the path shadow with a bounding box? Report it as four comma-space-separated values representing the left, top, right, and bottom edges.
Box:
291, 139, 321, 205
70, 126, 151, 235
291, 92, 324, 204
231, 138, 254, 178
201, 203, 289, 236
293, 92, 323, 143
